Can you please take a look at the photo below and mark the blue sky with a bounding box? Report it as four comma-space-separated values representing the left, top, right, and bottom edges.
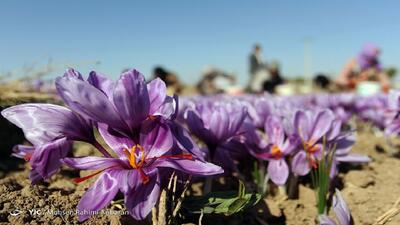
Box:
1, 0, 400, 85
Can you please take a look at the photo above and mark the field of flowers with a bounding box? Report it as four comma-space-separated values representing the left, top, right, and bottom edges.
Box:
0, 69, 400, 225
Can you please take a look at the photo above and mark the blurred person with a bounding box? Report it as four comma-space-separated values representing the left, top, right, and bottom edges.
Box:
262, 61, 285, 93
248, 43, 267, 92
313, 73, 331, 90
153, 66, 182, 94
336, 43, 390, 92
197, 67, 236, 95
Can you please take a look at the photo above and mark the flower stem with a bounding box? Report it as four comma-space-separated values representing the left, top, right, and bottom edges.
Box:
203, 177, 212, 194
287, 173, 299, 199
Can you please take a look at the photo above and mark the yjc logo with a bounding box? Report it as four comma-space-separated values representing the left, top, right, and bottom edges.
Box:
28, 209, 42, 216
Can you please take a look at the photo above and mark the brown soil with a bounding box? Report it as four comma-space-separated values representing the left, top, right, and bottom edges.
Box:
0, 127, 399, 224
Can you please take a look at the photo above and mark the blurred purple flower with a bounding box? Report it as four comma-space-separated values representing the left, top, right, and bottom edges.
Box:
247, 115, 297, 185
291, 109, 336, 176
355, 94, 387, 129
184, 100, 248, 168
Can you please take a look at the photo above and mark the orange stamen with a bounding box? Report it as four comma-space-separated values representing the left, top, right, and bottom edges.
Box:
123, 145, 146, 169
304, 141, 319, 153
122, 145, 150, 184
271, 144, 283, 159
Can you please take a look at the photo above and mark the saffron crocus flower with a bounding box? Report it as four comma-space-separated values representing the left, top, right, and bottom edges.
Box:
1, 104, 94, 183
62, 119, 223, 221
291, 109, 336, 176
184, 100, 248, 168
319, 189, 352, 225
55, 68, 177, 136
247, 116, 297, 185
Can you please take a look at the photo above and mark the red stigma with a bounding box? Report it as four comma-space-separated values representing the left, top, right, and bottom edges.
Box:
23, 153, 32, 162
155, 153, 193, 160
72, 169, 105, 184
138, 168, 150, 184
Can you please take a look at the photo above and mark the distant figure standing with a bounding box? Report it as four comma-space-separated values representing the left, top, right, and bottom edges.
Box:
336, 43, 390, 91
248, 44, 267, 92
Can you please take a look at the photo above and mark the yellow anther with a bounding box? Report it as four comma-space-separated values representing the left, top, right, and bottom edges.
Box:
123, 145, 145, 169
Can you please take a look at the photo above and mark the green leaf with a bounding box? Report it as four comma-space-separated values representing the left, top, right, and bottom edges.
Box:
183, 181, 262, 216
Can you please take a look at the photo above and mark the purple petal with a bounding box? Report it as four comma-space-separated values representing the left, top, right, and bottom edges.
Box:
318, 215, 337, 225
125, 172, 160, 220
153, 95, 178, 119
226, 103, 248, 138
281, 134, 299, 155
291, 151, 311, 176
61, 156, 124, 170
333, 189, 351, 225
169, 122, 206, 160
310, 110, 335, 141
186, 109, 216, 145
335, 135, 356, 155
77, 172, 119, 221
55, 75, 128, 133
30, 137, 72, 180
87, 71, 115, 99
12, 145, 34, 159
64, 68, 83, 79
1, 103, 94, 145
108, 169, 140, 195
265, 116, 285, 148
113, 69, 150, 129
336, 154, 371, 163
268, 159, 289, 185
209, 106, 230, 142
140, 120, 173, 158
326, 119, 342, 141
294, 110, 311, 141
147, 78, 167, 115
98, 123, 135, 157
153, 158, 223, 176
